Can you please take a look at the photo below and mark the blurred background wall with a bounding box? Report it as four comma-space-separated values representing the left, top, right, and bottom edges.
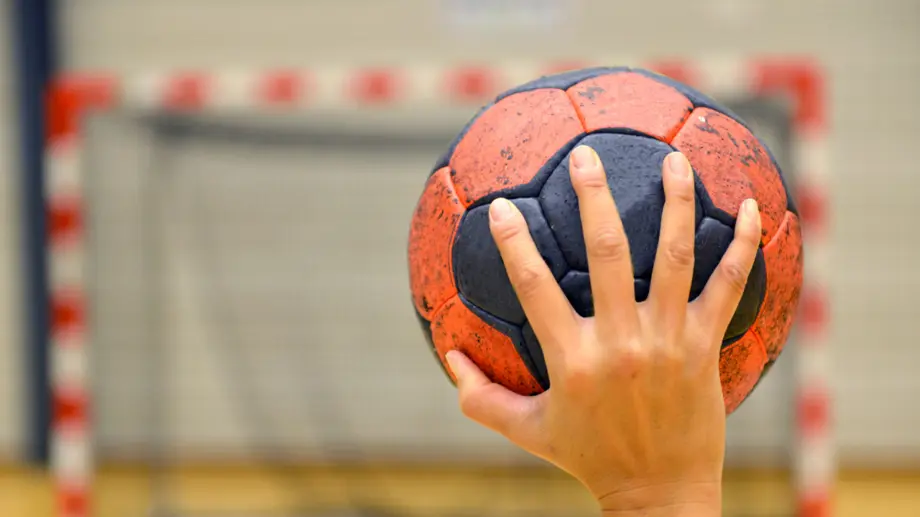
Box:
0, 1, 918, 516
1, 0, 919, 478
57, 0, 920, 467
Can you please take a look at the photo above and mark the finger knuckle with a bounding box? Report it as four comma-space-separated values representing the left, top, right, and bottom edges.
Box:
719, 261, 751, 295
457, 389, 481, 419
575, 171, 609, 191
669, 185, 696, 204
614, 344, 651, 376
664, 240, 695, 268
654, 342, 686, 366
591, 228, 629, 262
491, 218, 525, 243
562, 356, 600, 390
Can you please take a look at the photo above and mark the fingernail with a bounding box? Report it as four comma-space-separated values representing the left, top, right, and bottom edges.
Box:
571, 145, 598, 171
744, 198, 759, 218
490, 198, 514, 222
667, 152, 692, 180
742, 199, 761, 232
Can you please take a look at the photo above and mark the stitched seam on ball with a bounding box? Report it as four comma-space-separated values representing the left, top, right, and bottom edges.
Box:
427, 293, 460, 330
665, 104, 697, 145
749, 327, 769, 363
438, 166, 464, 319
441, 164, 471, 210
535, 176, 579, 275
668, 106, 712, 233
766, 210, 794, 249
524, 195, 568, 281
672, 108, 788, 245
563, 88, 589, 133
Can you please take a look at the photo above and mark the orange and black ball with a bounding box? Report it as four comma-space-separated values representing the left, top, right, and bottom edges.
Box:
407, 67, 803, 414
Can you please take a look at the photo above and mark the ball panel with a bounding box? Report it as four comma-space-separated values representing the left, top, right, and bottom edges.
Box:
633, 68, 748, 125
521, 322, 549, 390
691, 217, 735, 300
634, 67, 798, 217
453, 198, 568, 325
539, 132, 698, 275
465, 135, 585, 210
725, 249, 767, 343
431, 295, 543, 395
692, 174, 736, 228
691, 217, 767, 344
634, 277, 651, 303
431, 102, 494, 174
559, 270, 652, 318
496, 66, 630, 103
450, 89, 583, 207
636, 68, 799, 217
719, 329, 768, 414
559, 270, 591, 316
566, 72, 693, 140
462, 298, 545, 386
754, 211, 804, 360
671, 108, 788, 243
408, 167, 464, 319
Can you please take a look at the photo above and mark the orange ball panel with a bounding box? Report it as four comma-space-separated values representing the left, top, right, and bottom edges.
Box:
566, 71, 693, 141
755, 211, 805, 359
449, 89, 583, 207
407, 167, 464, 319
671, 108, 788, 244
431, 296, 543, 396
720, 330, 769, 414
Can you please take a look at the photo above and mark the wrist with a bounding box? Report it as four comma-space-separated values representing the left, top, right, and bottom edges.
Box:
596, 480, 722, 517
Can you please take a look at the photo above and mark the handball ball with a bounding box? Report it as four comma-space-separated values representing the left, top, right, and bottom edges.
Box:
407, 67, 803, 414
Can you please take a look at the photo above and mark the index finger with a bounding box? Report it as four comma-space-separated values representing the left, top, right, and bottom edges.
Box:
489, 198, 579, 360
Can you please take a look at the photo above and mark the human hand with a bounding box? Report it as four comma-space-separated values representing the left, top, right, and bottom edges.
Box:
444, 146, 762, 516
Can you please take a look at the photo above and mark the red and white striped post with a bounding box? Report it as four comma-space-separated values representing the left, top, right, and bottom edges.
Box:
751, 60, 834, 517
46, 76, 115, 517
45, 58, 831, 517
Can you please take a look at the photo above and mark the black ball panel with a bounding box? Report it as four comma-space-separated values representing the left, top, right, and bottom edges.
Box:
724, 248, 767, 343
690, 217, 768, 344
559, 271, 652, 318
521, 322, 549, 389
559, 270, 591, 317
691, 217, 736, 300
453, 198, 567, 325
539, 132, 702, 277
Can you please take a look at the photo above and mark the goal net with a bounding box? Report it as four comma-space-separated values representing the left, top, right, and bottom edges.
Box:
47, 60, 831, 517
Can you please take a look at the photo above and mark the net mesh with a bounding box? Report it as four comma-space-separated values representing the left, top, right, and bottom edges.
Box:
83, 98, 798, 517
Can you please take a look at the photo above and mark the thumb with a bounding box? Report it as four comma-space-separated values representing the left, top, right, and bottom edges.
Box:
445, 350, 540, 443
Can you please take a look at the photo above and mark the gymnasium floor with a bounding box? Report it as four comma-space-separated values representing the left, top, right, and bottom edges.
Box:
2, 465, 919, 517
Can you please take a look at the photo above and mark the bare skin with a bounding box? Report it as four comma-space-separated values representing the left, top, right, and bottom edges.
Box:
444, 146, 762, 516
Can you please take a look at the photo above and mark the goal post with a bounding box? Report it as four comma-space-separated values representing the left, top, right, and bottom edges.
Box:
45, 57, 832, 517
